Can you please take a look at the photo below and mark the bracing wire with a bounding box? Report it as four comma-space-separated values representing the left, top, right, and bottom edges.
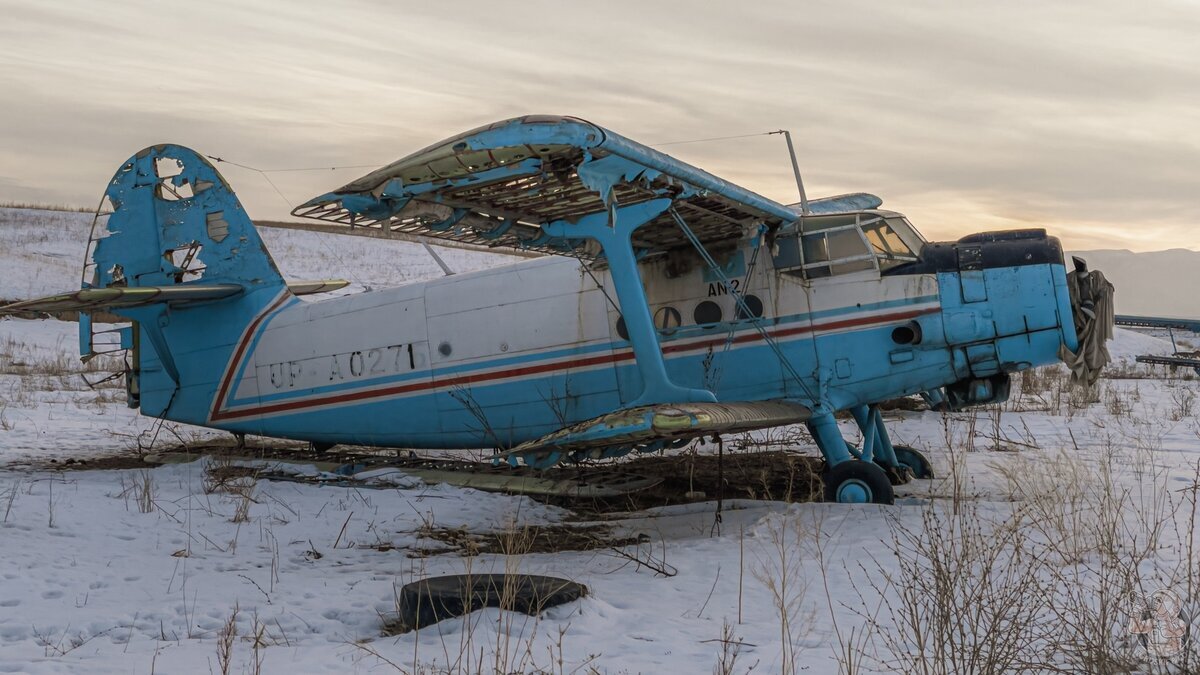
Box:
650, 131, 776, 147
205, 155, 372, 290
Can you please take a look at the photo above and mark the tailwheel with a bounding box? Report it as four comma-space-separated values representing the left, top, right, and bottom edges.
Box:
823, 460, 895, 505
893, 445, 934, 479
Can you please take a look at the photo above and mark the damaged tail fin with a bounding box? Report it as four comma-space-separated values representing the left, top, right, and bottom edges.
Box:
86, 144, 285, 292
80, 146, 289, 420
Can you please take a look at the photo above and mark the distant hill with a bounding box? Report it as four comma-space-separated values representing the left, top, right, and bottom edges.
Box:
1069, 249, 1200, 319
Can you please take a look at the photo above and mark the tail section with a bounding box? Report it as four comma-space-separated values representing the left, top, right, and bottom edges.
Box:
0, 145, 349, 427
82, 146, 290, 422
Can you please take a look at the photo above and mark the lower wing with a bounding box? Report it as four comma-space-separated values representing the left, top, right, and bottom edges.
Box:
498, 400, 811, 468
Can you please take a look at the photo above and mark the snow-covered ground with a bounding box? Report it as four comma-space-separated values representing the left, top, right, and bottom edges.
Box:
4, 208, 1200, 673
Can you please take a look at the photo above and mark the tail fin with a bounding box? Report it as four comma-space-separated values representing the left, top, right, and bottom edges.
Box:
88, 144, 284, 291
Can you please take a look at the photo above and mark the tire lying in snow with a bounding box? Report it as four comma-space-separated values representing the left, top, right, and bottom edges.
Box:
391, 574, 588, 633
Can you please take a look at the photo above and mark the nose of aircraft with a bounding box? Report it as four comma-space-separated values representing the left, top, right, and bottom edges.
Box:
918, 229, 1114, 409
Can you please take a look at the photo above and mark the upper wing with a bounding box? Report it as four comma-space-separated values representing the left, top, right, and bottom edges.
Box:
292, 115, 803, 259
496, 400, 811, 468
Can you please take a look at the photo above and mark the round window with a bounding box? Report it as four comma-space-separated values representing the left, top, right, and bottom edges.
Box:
693, 300, 723, 325
735, 294, 764, 320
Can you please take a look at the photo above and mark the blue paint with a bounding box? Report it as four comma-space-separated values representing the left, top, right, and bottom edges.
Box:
798, 192, 884, 215
543, 199, 714, 406
836, 480, 870, 503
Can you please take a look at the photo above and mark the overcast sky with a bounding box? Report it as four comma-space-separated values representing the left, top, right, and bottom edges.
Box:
0, 0, 1196, 251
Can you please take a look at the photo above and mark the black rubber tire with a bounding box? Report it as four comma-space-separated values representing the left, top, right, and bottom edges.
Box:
875, 462, 914, 486
893, 445, 934, 479
393, 574, 587, 633
823, 460, 895, 505
311, 442, 336, 454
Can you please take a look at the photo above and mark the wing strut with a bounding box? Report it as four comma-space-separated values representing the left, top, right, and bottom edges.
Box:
543, 199, 716, 406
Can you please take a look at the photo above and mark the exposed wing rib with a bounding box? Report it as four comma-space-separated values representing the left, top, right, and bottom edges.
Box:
497, 401, 811, 468
291, 115, 800, 260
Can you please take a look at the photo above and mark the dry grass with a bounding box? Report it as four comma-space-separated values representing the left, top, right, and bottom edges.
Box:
0, 201, 93, 213
116, 470, 156, 514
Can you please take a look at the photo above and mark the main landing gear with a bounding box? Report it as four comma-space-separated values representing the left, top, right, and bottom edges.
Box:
807, 404, 933, 505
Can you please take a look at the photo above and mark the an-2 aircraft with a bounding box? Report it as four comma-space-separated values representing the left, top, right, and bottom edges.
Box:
1, 115, 1111, 504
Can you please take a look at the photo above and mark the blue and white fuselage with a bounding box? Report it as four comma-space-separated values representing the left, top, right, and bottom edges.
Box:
197, 251, 951, 447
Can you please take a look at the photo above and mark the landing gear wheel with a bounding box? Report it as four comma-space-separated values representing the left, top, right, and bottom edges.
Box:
893, 445, 934, 479
875, 463, 914, 486
823, 461, 895, 505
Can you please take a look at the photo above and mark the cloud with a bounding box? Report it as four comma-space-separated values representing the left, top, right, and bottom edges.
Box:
0, 0, 1195, 251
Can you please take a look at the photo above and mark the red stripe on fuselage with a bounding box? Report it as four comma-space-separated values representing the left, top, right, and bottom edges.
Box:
208, 292, 291, 422
209, 306, 937, 422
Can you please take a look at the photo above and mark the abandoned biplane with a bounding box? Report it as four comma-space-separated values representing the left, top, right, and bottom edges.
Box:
0, 115, 1112, 504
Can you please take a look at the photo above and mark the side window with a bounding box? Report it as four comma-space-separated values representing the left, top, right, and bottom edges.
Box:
828, 229, 866, 259
802, 233, 829, 263
798, 227, 874, 279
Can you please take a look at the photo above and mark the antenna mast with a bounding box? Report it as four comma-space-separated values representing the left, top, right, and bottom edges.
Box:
770, 130, 810, 215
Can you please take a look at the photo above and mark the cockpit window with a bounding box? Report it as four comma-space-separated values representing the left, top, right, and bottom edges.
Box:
802, 232, 829, 263
884, 216, 926, 253
774, 211, 927, 280
862, 219, 918, 271
798, 226, 875, 279
828, 228, 868, 259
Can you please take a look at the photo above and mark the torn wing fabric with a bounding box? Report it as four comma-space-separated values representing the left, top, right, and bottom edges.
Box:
1058, 268, 1115, 387
497, 400, 811, 468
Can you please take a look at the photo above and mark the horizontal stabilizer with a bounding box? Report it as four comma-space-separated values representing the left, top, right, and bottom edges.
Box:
0, 279, 349, 315
287, 279, 350, 296
498, 400, 811, 468
0, 285, 243, 315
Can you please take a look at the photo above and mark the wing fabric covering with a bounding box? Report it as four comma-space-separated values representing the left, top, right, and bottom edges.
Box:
499, 401, 812, 468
